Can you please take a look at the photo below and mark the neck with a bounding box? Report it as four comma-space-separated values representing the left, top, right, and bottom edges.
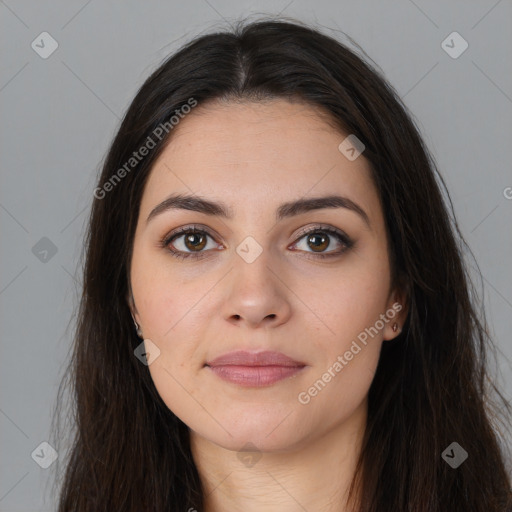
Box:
190, 398, 367, 512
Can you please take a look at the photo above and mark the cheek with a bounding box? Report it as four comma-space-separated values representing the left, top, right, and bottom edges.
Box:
147, 358, 205, 428
290, 254, 389, 407
136, 280, 208, 421
294, 271, 387, 422
296, 344, 379, 437
132, 252, 209, 341
294, 256, 391, 347
137, 287, 206, 376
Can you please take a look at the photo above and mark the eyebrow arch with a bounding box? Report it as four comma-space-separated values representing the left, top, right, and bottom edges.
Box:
146, 193, 371, 229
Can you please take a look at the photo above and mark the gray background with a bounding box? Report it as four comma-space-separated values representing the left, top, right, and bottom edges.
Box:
1, 1, 511, 510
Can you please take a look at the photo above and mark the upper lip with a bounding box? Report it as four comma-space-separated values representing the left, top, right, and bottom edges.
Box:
205, 350, 305, 367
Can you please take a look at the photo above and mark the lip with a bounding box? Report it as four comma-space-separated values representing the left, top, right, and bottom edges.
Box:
205, 350, 307, 387
206, 350, 305, 367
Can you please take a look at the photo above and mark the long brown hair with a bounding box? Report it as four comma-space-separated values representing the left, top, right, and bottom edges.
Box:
51, 17, 512, 511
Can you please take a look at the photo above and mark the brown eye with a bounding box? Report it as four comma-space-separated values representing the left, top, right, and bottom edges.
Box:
291, 226, 354, 259
182, 232, 207, 251
306, 232, 330, 252
163, 227, 219, 259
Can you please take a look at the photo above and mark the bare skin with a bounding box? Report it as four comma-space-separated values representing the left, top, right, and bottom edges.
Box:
128, 98, 408, 511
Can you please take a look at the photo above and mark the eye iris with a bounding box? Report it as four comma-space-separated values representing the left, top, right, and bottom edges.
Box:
185, 232, 207, 251
308, 232, 329, 252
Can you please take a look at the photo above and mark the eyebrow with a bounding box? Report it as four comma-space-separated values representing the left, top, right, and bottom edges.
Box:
146, 193, 371, 229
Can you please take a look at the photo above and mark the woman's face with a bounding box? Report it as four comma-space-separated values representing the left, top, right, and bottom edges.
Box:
129, 99, 406, 452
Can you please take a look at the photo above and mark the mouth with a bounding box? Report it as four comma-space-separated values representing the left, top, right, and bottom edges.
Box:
204, 350, 307, 387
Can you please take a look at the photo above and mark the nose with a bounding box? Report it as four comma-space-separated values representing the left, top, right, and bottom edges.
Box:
221, 254, 292, 330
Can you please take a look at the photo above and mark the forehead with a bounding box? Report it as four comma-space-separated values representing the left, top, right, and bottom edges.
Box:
139, 99, 381, 224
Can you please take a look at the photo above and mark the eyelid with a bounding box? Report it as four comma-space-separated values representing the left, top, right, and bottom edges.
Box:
291, 223, 349, 242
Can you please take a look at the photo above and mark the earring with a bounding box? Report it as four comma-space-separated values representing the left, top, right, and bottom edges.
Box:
392, 323, 401, 333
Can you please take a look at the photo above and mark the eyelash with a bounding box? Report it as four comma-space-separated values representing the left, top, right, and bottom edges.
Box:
159, 223, 354, 261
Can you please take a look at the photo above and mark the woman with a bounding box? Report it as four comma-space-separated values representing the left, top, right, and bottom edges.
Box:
52, 17, 512, 511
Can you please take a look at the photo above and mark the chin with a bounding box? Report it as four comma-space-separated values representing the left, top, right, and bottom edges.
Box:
193, 416, 308, 453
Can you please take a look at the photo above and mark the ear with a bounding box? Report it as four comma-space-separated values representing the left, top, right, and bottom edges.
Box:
126, 284, 141, 327
382, 281, 409, 341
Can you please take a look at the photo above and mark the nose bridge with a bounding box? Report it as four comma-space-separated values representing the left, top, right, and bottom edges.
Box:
232, 233, 275, 298
222, 234, 291, 328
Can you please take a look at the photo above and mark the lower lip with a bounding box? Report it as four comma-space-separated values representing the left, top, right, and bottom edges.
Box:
206, 365, 305, 387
